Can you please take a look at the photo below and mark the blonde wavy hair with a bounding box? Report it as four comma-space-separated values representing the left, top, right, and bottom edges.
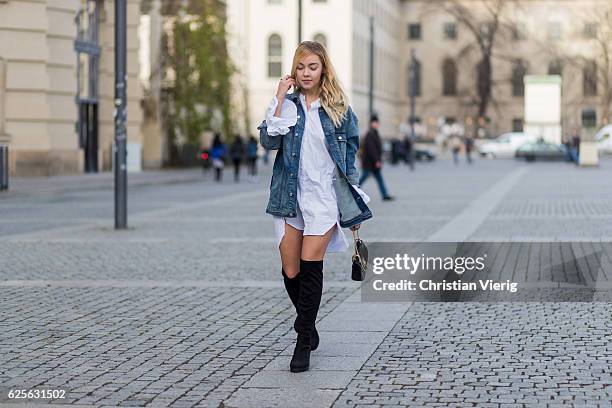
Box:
290, 41, 349, 128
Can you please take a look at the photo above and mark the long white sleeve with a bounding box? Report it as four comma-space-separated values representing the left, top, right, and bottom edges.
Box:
265, 96, 298, 136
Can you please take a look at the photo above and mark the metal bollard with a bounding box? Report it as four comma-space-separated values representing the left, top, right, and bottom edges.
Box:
0, 144, 8, 190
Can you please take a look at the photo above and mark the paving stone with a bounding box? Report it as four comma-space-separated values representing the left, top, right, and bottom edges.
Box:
225, 387, 341, 408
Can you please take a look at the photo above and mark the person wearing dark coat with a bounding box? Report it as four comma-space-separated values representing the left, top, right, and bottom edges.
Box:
246, 135, 259, 181
358, 115, 394, 201
229, 135, 245, 182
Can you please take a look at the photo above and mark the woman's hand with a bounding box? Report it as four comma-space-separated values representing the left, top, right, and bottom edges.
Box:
276, 75, 295, 100
350, 223, 361, 231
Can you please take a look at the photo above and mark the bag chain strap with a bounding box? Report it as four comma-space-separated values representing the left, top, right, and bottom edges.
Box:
352, 229, 363, 265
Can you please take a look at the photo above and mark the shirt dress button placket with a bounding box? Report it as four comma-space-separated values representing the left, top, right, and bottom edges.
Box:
268, 93, 350, 254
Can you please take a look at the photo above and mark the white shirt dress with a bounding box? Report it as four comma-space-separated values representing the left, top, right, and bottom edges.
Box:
265, 93, 370, 253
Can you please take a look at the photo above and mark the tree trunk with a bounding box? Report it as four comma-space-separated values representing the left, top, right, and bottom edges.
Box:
477, 56, 492, 118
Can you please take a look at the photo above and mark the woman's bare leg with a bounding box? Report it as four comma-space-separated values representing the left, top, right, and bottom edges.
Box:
279, 222, 304, 279
301, 224, 335, 261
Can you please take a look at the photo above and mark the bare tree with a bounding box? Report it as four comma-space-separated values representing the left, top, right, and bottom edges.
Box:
430, 0, 516, 119
561, 7, 612, 124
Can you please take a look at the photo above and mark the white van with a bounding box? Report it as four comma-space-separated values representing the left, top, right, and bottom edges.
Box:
478, 132, 537, 158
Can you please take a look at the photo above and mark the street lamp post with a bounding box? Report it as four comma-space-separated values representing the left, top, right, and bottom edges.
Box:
114, 0, 128, 229
298, 0, 302, 44
368, 15, 374, 119
409, 48, 417, 142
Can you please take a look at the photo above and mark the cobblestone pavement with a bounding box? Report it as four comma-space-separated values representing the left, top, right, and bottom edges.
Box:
333, 302, 612, 408
0, 285, 352, 407
1, 157, 611, 407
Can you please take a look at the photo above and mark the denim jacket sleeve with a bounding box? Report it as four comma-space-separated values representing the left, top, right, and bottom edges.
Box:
345, 106, 361, 185
258, 120, 282, 150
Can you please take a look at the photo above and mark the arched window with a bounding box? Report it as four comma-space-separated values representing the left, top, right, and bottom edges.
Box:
313, 33, 327, 48
267, 34, 282, 78
548, 59, 563, 76
442, 58, 457, 96
407, 59, 421, 97
512, 59, 527, 97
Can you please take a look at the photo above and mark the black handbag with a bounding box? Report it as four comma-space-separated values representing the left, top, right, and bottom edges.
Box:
351, 229, 368, 281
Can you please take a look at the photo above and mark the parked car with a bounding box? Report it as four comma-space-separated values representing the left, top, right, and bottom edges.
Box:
414, 147, 436, 161
478, 132, 537, 158
596, 124, 612, 154
515, 139, 567, 162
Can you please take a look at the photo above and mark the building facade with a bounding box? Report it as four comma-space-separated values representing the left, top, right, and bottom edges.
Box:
226, 0, 611, 140
0, 0, 142, 177
226, 0, 404, 139
401, 0, 611, 139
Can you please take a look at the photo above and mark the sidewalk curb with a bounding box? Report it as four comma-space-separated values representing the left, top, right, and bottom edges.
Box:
0, 170, 207, 199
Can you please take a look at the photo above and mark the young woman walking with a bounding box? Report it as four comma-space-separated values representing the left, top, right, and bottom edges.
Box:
258, 41, 372, 373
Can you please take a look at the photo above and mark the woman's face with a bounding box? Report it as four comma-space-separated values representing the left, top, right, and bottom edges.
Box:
296, 53, 323, 92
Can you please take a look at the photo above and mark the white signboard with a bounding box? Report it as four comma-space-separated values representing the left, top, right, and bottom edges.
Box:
524, 75, 562, 144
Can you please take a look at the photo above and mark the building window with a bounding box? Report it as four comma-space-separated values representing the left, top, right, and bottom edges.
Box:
408, 23, 421, 40
443, 22, 457, 40
583, 22, 597, 39
548, 59, 563, 76
512, 59, 527, 97
267, 34, 282, 78
548, 21, 562, 41
442, 58, 457, 96
512, 118, 523, 132
268, 0, 282, 3
512, 22, 527, 41
407, 59, 421, 96
313, 33, 327, 48
583, 60, 598, 96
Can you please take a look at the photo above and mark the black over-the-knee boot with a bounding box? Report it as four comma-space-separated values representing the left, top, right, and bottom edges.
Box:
290, 259, 323, 373
282, 268, 319, 351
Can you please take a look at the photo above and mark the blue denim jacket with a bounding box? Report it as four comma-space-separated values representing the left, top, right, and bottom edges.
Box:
258, 92, 372, 228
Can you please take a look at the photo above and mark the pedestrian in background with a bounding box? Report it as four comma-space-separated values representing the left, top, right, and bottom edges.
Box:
199, 146, 212, 179
246, 135, 259, 182
390, 138, 401, 165
230, 135, 245, 182
359, 115, 395, 201
210, 133, 226, 182
465, 134, 474, 164
403, 133, 415, 171
571, 128, 581, 164
449, 133, 462, 165
562, 135, 573, 162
